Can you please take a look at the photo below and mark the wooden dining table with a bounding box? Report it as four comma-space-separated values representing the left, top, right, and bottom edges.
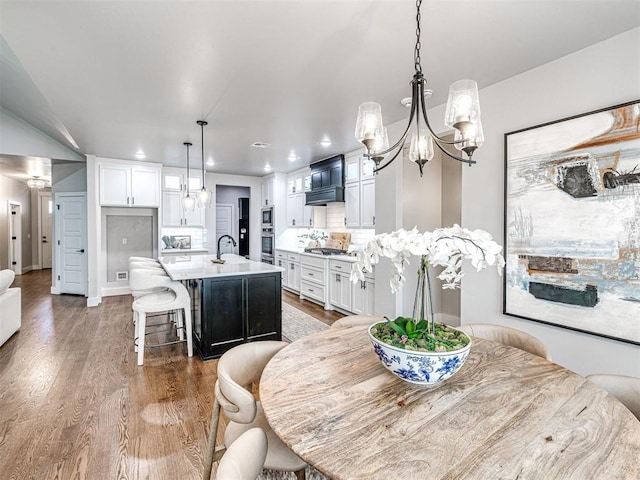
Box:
260, 326, 640, 480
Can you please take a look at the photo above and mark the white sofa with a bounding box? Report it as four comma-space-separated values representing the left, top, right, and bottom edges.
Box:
0, 270, 21, 347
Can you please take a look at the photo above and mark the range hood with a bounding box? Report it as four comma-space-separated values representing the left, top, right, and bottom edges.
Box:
305, 154, 344, 206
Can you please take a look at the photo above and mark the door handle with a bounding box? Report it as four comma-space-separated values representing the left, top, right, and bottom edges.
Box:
77, 249, 85, 253
42, 240, 48, 243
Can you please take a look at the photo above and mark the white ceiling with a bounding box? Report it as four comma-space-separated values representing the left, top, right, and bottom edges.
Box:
0, 1, 639, 178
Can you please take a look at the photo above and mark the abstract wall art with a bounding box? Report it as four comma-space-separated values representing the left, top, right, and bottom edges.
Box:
504, 100, 640, 344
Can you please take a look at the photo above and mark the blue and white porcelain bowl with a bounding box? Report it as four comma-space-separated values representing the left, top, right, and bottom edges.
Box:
368, 325, 472, 385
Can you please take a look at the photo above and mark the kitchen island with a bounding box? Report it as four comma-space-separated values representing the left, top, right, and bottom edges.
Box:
159, 254, 283, 359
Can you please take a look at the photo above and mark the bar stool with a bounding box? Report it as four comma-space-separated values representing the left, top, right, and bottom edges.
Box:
128, 266, 180, 349
129, 256, 160, 264
129, 269, 193, 365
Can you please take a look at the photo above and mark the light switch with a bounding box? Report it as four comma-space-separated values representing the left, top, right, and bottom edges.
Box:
122, 238, 128, 245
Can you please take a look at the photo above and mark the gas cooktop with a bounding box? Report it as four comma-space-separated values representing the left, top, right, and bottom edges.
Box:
304, 247, 348, 256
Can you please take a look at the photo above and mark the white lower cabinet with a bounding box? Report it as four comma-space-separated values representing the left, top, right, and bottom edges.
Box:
300, 254, 328, 307
276, 250, 300, 293
329, 259, 375, 315
277, 251, 374, 314
329, 269, 352, 312
287, 253, 301, 292
276, 251, 289, 286
351, 272, 375, 315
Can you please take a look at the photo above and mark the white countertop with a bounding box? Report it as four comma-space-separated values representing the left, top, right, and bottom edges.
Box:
161, 247, 209, 255
159, 253, 283, 280
276, 247, 358, 263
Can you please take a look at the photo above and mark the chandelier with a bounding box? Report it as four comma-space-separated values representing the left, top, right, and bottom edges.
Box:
354, 0, 484, 176
196, 120, 212, 208
182, 141, 196, 212
27, 176, 46, 189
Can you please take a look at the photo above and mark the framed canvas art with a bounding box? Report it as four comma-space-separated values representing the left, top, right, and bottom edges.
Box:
504, 100, 640, 345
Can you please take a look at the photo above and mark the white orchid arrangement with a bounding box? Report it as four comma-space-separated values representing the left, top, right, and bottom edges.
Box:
351, 225, 505, 294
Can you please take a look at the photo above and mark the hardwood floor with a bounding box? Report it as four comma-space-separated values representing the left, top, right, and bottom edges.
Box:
282, 289, 344, 327
0, 270, 342, 480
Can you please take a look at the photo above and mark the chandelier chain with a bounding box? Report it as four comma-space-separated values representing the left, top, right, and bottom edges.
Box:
414, 0, 422, 73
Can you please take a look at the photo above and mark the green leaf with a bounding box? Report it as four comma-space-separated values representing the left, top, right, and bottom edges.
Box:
405, 321, 415, 335
416, 320, 429, 331
388, 321, 407, 337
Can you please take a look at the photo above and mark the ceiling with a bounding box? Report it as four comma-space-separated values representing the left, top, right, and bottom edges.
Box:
0, 1, 639, 178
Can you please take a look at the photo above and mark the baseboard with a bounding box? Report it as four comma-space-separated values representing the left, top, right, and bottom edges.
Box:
87, 296, 101, 307
101, 285, 131, 297
32, 264, 42, 271
21, 265, 33, 274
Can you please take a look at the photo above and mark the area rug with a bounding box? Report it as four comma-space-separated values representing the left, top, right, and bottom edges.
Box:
258, 304, 331, 480
281, 302, 330, 342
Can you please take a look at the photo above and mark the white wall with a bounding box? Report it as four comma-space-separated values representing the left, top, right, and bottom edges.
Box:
455, 28, 640, 376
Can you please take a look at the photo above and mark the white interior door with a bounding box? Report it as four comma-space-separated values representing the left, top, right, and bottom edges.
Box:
40, 194, 53, 269
215, 204, 236, 255
57, 194, 87, 295
8, 202, 22, 274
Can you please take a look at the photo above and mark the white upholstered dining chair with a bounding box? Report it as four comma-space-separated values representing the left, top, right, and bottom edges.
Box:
213, 428, 268, 480
586, 374, 640, 420
457, 323, 552, 361
331, 314, 384, 329
203, 341, 307, 480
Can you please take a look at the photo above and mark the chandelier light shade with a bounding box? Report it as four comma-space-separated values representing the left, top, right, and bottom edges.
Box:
27, 176, 46, 189
182, 142, 196, 212
196, 120, 212, 208
409, 129, 434, 165
354, 0, 484, 176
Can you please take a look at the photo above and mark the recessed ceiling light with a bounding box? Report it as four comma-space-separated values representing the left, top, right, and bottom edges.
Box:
288, 153, 298, 161
251, 142, 271, 149
264, 164, 272, 172
135, 150, 145, 159
320, 138, 331, 147
207, 157, 215, 166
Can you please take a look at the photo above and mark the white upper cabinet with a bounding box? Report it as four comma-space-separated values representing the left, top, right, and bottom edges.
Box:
345, 152, 361, 184
162, 167, 202, 193
345, 150, 376, 184
287, 169, 306, 195
344, 149, 375, 228
287, 193, 304, 227
345, 182, 360, 227
161, 167, 205, 227
360, 178, 376, 227
99, 162, 161, 207
262, 176, 275, 206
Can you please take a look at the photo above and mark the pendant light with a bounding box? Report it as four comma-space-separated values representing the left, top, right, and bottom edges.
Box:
27, 176, 46, 189
196, 120, 212, 208
354, 0, 484, 177
182, 142, 196, 212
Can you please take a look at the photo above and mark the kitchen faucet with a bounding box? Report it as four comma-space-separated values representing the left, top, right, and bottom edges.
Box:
217, 235, 237, 260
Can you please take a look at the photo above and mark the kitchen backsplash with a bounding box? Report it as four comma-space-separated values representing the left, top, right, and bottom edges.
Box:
277, 202, 375, 250
161, 227, 207, 249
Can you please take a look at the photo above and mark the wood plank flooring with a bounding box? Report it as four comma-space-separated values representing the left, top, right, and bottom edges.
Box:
0, 270, 343, 480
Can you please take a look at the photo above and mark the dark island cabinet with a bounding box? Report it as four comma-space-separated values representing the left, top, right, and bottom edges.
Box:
189, 272, 282, 360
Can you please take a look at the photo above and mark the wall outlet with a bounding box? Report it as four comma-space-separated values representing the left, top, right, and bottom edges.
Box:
121, 238, 127, 245
116, 271, 128, 281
